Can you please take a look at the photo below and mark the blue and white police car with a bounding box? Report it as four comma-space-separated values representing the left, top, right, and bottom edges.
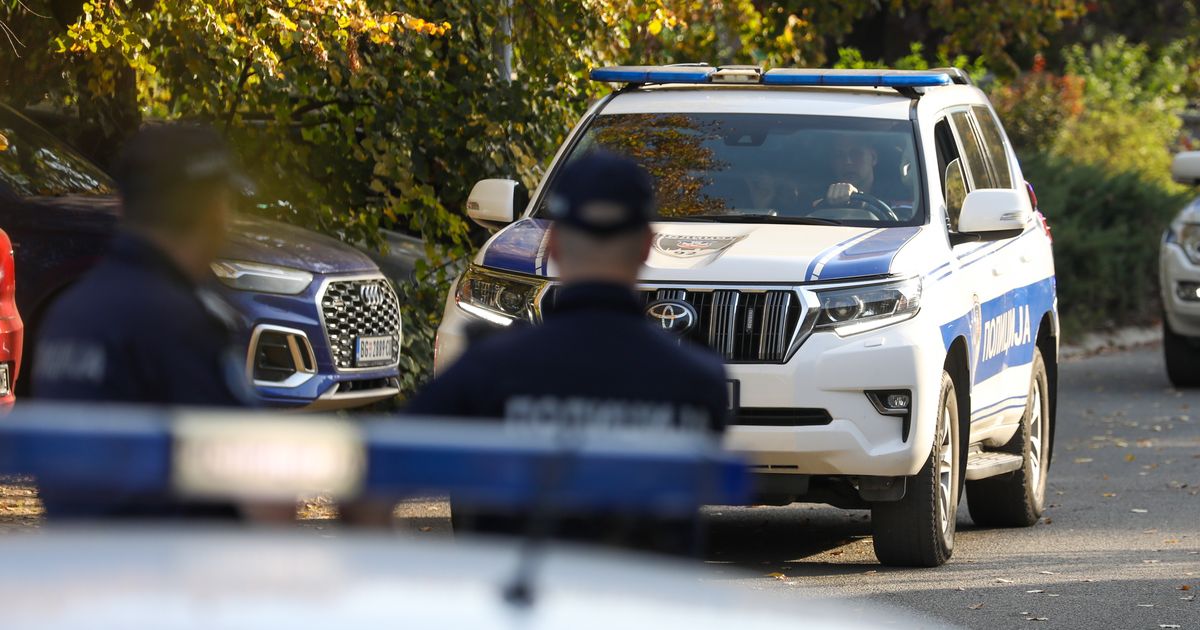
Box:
1164, 151, 1200, 387
436, 66, 1059, 567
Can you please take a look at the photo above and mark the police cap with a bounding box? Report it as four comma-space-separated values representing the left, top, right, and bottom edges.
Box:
113, 123, 252, 229
546, 151, 655, 236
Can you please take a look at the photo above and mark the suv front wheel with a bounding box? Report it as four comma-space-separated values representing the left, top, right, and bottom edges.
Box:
1164, 317, 1200, 388
870, 370, 960, 567
966, 348, 1051, 526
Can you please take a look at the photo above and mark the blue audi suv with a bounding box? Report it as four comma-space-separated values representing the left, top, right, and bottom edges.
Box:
0, 105, 402, 409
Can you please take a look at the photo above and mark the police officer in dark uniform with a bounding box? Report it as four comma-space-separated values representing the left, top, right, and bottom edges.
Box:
32, 123, 251, 517
407, 152, 729, 552
33, 123, 248, 406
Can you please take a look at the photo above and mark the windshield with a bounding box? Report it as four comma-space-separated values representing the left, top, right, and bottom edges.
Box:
537, 113, 923, 226
0, 107, 115, 198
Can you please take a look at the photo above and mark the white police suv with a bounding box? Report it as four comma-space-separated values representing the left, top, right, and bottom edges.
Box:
1164, 151, 1200, 386
436, 66, 1059, 567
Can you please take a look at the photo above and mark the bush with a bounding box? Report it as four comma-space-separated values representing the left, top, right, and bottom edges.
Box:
988, 55, 1085, 153
1023, 152, 1193, 337
1053, 38, 1187, 187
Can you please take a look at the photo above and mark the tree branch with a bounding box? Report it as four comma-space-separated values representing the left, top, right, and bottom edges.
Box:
224, 56, 255, 129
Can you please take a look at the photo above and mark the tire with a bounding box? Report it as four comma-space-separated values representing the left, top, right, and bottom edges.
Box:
871, 370, 960, 567
1164, 317, 1200, 388
966, 348, 1051, 527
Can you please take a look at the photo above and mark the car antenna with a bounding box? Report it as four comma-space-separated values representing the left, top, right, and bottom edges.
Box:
501, 426, 585, 607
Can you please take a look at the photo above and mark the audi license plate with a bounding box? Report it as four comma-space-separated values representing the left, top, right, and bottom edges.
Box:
355, 335, 394, 365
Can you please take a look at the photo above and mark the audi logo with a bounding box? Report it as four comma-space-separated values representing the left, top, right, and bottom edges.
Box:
644, 299, 698, 335
359, 283, 387, 307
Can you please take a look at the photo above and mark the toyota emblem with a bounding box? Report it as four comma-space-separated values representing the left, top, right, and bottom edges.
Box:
360, 283, 386, 307
645, 299, 698, 334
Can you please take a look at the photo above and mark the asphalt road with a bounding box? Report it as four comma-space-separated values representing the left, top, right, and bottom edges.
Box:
701, 346, 1199, 629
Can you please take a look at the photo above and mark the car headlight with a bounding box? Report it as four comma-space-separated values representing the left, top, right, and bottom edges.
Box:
812, 277, 922, 336
211, 260, 314, 295
455, 265, 547, 326
1175, 223, 1200, 265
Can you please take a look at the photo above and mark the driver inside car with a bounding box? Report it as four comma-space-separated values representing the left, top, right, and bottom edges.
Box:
811, 134, 913, 220
823, 134, 878, 205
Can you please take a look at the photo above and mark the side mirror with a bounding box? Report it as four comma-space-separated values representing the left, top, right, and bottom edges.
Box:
1171, 151, 1200, 186
466, 179, 521, 229
951, 189, 1032, 246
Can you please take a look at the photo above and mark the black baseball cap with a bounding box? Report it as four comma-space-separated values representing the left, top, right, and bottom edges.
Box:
546, 150, 655, 236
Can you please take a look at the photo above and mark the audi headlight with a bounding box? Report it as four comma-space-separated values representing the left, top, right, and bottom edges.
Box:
813, 277, 922, 335
1175, 223, 1200, 265
455, 265, 547, 326
211, 260, 314, 295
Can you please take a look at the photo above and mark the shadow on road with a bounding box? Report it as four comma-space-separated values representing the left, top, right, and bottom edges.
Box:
702, 504, 879, 574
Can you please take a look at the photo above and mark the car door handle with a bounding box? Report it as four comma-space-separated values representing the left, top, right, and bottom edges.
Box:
1020, 253, 1034, 263
992, 266, 1006, 277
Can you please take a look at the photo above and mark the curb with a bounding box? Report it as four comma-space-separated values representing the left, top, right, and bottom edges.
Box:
1060, 325, 1162, 362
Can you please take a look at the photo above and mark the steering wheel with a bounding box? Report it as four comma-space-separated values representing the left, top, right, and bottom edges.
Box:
813, 191, 899, 222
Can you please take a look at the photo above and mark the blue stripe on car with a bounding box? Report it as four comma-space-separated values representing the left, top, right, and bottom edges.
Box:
805, 229, 880, 281
480, 218, 550, 276
815, 226, 921, 281
939, 276, 1057, 391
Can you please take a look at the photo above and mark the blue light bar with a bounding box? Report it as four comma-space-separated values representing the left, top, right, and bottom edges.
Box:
0, 405, 751, 515
590, 65, 715, 84
762, 69, 951, 88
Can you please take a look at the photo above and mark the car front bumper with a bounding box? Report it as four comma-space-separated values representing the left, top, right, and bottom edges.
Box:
723, 316, 943, 478
1161, 242, 1200, 337
219, 278, 401, 410
437, 287, 943, 478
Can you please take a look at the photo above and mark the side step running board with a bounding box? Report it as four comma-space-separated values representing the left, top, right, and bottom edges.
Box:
965, 450, 1023, 480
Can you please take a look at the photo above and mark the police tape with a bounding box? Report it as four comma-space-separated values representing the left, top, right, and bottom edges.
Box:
0, 404, 751, 514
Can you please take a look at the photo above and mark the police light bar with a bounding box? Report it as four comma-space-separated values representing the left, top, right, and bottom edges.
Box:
589, 65, 955, 92
0, 404, 751, 515
761, 69, 952, 88
590, 65, 715, 84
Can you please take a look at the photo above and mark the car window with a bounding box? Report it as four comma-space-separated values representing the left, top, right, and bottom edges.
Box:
537, 113, 924, 227
971, 105, 1015, 189
948, 111, 992, 189
0, 107, 115, 198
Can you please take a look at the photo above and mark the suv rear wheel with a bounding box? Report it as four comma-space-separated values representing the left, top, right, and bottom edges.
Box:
966, 348, 1050, 527
871, 370, 959, 567
1164, 318, 1200, 388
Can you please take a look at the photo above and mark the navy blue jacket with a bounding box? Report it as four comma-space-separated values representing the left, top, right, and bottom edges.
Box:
32, 232, 247, 407
407, 283, 729, 433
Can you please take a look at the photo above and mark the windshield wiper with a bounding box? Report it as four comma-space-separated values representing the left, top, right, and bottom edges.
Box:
663, 214, 841, 226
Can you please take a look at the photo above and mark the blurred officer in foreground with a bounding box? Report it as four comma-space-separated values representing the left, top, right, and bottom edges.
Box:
32, 123, 251, 518
33, 123, 248, 406
407, 151, 730, 552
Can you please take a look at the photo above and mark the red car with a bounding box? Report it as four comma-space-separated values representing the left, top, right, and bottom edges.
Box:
0, 228, 22, 407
